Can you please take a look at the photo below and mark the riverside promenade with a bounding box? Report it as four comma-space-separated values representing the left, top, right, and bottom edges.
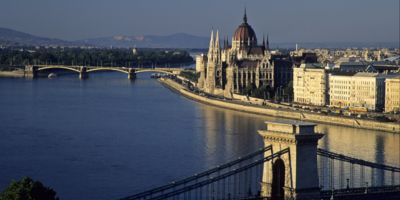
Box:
159, 77, 400, 133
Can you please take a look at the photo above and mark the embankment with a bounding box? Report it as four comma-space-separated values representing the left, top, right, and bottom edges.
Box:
159, 78, 400, 133
0, 70, 25, 78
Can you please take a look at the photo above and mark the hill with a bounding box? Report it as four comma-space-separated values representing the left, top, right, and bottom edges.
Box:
0, 27, 77, 47
78, 33, 209, 49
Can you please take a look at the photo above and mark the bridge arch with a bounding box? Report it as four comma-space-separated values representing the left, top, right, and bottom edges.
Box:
135, 69, 175, 75
86, 67, 130, 74
271, 158, 285, 200
37, 66, 81, 73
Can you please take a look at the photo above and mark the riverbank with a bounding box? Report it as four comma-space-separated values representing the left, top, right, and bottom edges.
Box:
0, 70, 25, 78
159, 78, 400, 133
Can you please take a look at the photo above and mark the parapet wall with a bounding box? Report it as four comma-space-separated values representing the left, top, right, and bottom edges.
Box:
159, 78, 400, 133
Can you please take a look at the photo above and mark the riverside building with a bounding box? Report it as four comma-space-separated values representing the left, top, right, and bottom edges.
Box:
328, 72, 386, 111
293, 63, 327, 106
385, 75, 400, 113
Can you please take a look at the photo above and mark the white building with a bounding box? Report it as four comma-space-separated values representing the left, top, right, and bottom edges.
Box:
385, 75, 400, 113
293, 63, 327, 106
329, 72, 386, 111
195, 54, 207, 72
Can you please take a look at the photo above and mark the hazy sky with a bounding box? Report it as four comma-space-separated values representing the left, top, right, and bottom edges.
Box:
0, 0, 399, 43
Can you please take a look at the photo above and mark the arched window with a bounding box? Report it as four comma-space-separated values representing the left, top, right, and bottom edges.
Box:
271, 158, 285, 200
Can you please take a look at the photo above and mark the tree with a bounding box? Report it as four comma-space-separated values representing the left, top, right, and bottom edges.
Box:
243, 84, 255, 97
179, 71, 199, 83
282, 81, 293, 102
0, 177, 59, 200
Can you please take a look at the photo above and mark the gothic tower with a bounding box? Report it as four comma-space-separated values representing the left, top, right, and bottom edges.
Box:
205, 30, 221, 93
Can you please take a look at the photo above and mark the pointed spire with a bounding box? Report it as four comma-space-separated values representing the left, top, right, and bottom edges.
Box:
262, 34, 265, 47
208, 30, 214, 50
215, 30, 220, 49
243, 7, 247, 23
266, 34, 270, 50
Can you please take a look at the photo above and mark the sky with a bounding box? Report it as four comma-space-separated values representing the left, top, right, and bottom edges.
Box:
0, 0, 399, 43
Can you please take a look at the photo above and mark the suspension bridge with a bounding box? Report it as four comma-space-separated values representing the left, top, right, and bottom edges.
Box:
119, 120, 400, 200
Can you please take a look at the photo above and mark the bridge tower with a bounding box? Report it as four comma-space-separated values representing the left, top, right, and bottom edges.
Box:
24, 65, 38, 78
79, 66, 88, 79
258, 120, 324, 200
128, 68, 136, 80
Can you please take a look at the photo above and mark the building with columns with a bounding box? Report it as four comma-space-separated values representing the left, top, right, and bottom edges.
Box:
197, 10, 292, 98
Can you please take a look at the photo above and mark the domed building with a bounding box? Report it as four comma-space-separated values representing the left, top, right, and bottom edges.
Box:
197, 10, 293, 98
231, 11, 258, 49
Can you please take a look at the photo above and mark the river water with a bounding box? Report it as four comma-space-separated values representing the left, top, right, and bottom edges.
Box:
0, 72, 399, 199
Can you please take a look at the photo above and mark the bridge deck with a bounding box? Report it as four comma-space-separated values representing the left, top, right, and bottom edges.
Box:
321, 185, 400, 199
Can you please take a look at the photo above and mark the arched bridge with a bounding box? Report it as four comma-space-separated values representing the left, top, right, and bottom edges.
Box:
24, 65, 184, 79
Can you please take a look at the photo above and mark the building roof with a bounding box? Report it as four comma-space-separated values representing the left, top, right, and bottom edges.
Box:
383, 56, 400, 62
385, 77, 400, 82
330, 72, 379, 77
329, 71, 400, 78
329, 71, 357, 76
235, 60, 259, 68
340, 62, 368, 66
233, 9, 257, 43
246, 46, 264, 55
299, 63, 323, 69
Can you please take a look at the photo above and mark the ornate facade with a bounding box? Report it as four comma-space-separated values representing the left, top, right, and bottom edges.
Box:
197, 10, 278, 98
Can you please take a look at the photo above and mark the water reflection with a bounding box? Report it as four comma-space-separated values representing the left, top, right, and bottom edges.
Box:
197, 102, 399, 169
198, 105, 265, 169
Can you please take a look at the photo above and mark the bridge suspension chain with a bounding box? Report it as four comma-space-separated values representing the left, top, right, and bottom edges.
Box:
120, 145, 273, 200
144, 148, 290, 200
318, 148, 400, 194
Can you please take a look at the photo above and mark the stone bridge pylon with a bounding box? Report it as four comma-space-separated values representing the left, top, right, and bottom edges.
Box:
258, 120, 324, 200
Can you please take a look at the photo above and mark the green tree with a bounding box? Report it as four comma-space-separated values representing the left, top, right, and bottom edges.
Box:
179, 71, 199, 83
282, 81, 293, 102
243, 84, 255, 97
0, 177, 59, 200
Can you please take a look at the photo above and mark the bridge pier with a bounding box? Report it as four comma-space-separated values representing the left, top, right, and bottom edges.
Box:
24, 65, 38, 79
79, 67, 88, 79
258, 120, 324, 200
128, 68, 136, 80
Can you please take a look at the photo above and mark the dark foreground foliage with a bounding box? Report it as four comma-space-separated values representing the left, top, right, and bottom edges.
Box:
0, 177, 59, 200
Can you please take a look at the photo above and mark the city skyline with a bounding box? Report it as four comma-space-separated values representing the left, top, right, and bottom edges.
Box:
0, 0, 399, 43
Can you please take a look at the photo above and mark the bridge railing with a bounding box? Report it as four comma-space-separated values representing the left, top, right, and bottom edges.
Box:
119, 145, 277, 200
317, 148, 400, 193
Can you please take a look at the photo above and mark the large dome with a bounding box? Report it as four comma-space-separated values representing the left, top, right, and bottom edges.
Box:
233, 23, 257, 42
232, 10, 257, 46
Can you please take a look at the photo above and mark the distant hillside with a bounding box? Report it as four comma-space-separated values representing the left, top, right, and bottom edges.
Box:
0, 27, 397, 49
273, 42, 400, 49
0, 27, 77, 47
0, 28, 209, 48
78, 33, 209, 49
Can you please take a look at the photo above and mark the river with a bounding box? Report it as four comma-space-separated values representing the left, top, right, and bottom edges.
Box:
0, 72, 399, 199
